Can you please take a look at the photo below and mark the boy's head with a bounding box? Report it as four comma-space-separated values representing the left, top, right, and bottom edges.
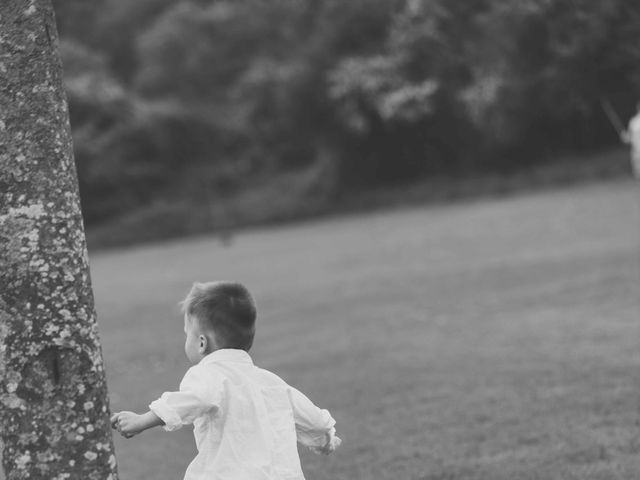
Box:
181, 281, 256, 363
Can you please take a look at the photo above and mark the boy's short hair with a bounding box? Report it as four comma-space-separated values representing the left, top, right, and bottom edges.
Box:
181, 281, 257, 351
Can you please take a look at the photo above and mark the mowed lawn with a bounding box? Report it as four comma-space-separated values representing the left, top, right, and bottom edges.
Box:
92, 180, 639, 480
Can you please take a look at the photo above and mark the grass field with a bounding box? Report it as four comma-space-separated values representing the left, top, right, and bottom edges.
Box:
89, 180, 640, 479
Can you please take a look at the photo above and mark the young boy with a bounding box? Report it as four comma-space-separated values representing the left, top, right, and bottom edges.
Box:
621, 101, 640, 179
110, 281, 341, 479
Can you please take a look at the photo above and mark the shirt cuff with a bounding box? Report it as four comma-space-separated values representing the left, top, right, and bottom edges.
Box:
149, 398, 183, 432
301, 409, 338, 453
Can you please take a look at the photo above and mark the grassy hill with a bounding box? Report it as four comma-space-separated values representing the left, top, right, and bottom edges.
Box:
87, 178, 640, 479
3, 179, 636, 479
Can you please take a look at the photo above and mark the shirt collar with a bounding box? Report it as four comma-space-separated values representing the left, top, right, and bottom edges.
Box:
199, 348, 254, 366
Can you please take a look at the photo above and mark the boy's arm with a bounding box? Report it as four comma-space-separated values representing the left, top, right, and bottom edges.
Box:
148, 366, 221, 432
110, 410, 165, 438
288, 386, 341, 454
112, 367, 219, 437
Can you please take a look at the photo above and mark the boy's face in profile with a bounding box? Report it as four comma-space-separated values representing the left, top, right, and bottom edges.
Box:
184, 313, 204, 365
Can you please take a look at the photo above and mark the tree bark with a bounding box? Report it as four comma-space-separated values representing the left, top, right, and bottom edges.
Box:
0, 1, 119, 479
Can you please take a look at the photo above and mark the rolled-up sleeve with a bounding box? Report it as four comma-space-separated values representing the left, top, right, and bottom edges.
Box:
288, 386, 338, 452
149, 366, 220, 431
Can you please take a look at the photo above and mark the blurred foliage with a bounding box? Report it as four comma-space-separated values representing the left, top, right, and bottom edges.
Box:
53, 0, 640, 228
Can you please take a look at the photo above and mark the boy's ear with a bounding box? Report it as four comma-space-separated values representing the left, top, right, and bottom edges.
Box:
198, 334, 208, 353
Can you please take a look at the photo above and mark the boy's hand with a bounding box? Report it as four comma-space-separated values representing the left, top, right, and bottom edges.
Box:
313, 432, 342, 455
110, 411, 144, 438
110, 410, 164, 438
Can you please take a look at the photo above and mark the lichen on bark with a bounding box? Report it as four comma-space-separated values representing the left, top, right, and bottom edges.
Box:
0, 1, 118, 479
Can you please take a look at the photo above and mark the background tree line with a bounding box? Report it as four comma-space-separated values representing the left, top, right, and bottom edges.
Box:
52, 0, 640, 240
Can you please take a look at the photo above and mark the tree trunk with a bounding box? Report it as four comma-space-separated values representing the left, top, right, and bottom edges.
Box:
0, 1, 119, 479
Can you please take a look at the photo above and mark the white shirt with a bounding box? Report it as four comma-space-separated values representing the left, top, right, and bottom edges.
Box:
149, 349, 340, 480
